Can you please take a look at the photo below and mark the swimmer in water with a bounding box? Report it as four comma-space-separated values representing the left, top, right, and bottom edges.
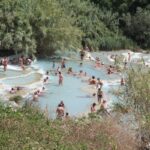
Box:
61, 59, 66, 69
65, 112, 70, 120
128, 52, 131, 62
19, 56, 25, 70
33, 92, 39, 101
80, 50, 85, 61
91, 103, 97, 113
2, 57, 8, 71
67, 67, 73, 74
58, 72, 63, 85
52, 61, 55, 69
97, 88, 103, 103
89, 76, 96, 85
56, 104, 65, 119
96, 78, 103, 89
9, 88, 16, 94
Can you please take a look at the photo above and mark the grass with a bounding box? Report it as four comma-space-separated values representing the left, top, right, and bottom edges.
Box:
0, 103, 137, 150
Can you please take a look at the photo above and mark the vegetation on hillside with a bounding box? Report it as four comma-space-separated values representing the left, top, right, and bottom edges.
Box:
114, 68, 150, 149
91, 0, 150, 49
1, 0, 149, 56
0, 104, 137, 150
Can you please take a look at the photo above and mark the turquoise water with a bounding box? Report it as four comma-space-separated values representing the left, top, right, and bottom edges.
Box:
0, 51, 149, 119
0, 69, 25, 78
2, 72, 41, 86
34, 60, 120, 118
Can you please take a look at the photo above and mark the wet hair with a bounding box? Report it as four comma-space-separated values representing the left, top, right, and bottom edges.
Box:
92, 103, 96, 107
92, 76, 95, 79
58, 104, 62, 107
60, 101, 64, 107
46, 71, 49, 75
66, 112, 69, 116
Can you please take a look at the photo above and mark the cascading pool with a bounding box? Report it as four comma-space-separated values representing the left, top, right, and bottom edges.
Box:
0, 50, 149, 118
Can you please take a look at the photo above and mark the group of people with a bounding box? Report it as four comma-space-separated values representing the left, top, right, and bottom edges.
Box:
56, 101, 69, 119
0, 55, 33, 71
89, 77, 107, 113
9, 86, 24, 94
33, 87, 46, 101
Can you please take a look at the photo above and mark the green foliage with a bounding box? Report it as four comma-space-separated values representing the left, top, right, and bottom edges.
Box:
0, 0, 36, 55
122, 68, 150, 147
90, 0, 150, 49
124, 68, 150, 115
123, 8, 150, 49
0, 0, 148, 55
0, 0, 82, 56
0, 104, 122, 150
58, 0, 135, 51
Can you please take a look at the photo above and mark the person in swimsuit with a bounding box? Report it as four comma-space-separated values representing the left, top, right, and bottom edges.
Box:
89, 76, 96, 85
91, 103, 97, 113
96, 78, 103, 89
97, 88, 103, 103
52, 61, 55, 69
19, 56, 25, 70
56, 104, 65, 119
61, 59, 66, 69
33, 92, 39, 101
128, 52, 131, 62
58, 72, 63, 85
80, 50, 85, 61
2, 57, 8, 71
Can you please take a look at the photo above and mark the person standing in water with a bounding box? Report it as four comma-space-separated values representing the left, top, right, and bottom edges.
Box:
96, 78, 103, 89
80, 50, 85, 61
124, 59, 127, 69
128, 52, 131, 62
2, 57, 8, 71
56, 104, 65, 119
91, 103, 97, 113
58, 72, 63, 85
19, 56, 25, 70
61, 59, 66, 69
97, 88, 103, 103
52, 61, 55, 69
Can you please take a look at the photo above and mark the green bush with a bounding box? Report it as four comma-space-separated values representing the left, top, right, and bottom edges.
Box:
0, 104, 137, 150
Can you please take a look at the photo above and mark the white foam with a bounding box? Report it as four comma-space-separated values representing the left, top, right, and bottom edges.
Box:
0, 65, 22, 71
